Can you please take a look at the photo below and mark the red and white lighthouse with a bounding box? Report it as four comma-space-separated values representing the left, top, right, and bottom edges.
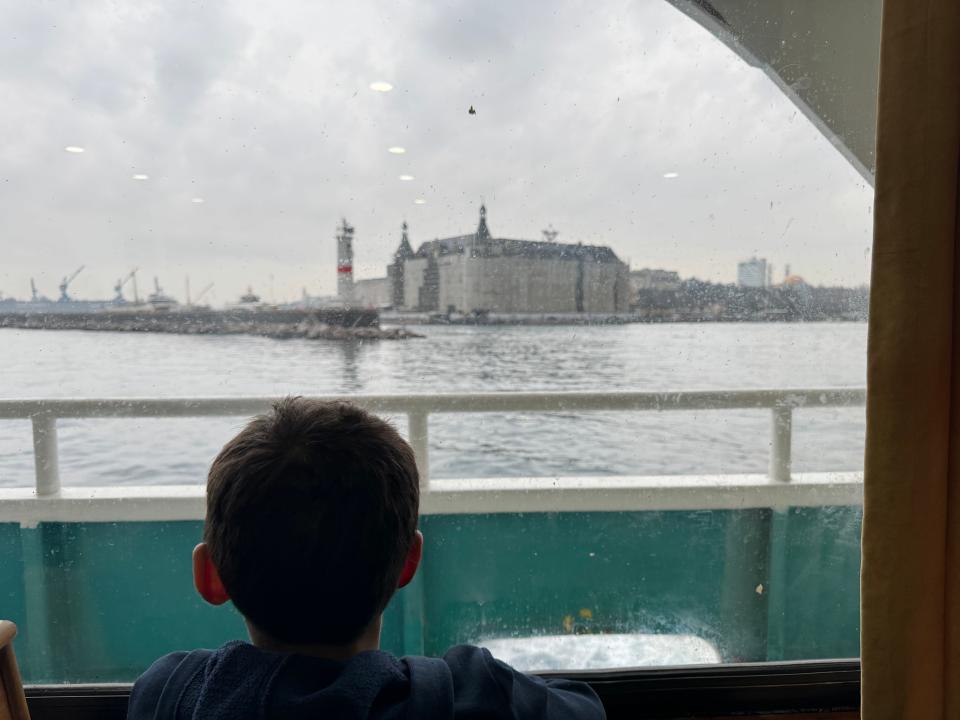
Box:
336, 218, 354, 305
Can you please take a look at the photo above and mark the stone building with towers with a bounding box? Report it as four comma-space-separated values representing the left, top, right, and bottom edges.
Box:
389, 205, 630, 314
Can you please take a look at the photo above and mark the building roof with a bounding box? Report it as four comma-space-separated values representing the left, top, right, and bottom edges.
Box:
403, 206, 623, 264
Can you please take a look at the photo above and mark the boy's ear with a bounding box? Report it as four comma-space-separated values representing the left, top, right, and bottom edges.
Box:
397, 530, 423, 589
193, 543, 230, 605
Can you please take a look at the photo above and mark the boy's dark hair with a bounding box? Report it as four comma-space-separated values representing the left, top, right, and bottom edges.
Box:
203, 397, 420, 645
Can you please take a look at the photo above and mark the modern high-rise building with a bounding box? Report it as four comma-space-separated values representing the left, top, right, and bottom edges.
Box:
737, 257, 770, 288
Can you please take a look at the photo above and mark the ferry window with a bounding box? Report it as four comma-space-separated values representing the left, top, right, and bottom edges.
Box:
0, 0, 878, 682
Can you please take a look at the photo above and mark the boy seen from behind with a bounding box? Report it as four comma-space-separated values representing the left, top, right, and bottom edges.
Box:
128, 397, 605, 719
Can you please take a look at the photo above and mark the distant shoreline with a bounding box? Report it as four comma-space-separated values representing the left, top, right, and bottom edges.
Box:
0, 310, 868, 335
0, 310, 422, 340
380, 312, 868, 326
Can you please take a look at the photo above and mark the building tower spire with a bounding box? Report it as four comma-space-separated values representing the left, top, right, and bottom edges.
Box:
398, 220, 413, 257
476, 203, 491, 241
391, 220, 415, 309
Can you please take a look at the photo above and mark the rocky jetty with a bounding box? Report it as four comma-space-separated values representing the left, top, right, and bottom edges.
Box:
0, 309, 423, 340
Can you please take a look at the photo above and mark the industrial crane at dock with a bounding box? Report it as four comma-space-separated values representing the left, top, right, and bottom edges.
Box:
3, 270, 115, 313
58, 266, 84, 303
29, 278, 50, 303
113, 268, 139, 304
190, 283, 214, 308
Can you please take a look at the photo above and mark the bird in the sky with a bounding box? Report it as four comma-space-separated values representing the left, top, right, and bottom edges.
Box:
468, 105, 476, 115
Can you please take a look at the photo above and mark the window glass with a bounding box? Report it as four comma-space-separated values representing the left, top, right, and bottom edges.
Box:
0, 0, 878, 682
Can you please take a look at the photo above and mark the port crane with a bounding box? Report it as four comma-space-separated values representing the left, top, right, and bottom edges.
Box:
113, 268, 139, 303
58, 266, 85, 302
192, 283, 214, 307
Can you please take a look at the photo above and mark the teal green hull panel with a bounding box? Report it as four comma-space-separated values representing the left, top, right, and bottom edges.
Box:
3, 507, 861, 683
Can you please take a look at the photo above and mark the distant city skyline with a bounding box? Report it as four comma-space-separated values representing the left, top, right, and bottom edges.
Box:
0, 0, 874, 305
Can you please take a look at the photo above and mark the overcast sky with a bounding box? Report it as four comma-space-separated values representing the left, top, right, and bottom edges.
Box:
0, 0, 874, 304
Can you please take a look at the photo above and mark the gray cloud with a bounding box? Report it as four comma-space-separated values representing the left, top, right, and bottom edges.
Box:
0, 0, 873, 305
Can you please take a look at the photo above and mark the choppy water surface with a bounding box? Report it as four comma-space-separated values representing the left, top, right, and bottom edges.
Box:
0, 323, 866, 487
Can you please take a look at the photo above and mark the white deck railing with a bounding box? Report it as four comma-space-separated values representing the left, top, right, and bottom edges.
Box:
0, 389, 866, 525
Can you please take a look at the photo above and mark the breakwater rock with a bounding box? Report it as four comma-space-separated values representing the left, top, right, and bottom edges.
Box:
0, 309, 423, 340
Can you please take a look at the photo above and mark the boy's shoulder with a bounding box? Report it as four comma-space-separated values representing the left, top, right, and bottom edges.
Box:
129, 643, 604, 720
436, 645, 605, 720
127, 647, 216, 719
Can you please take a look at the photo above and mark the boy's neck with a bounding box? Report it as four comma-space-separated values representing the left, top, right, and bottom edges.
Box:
246, 616, 382, 661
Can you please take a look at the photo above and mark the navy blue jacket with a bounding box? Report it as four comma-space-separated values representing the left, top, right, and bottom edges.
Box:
127, 641, 605, 720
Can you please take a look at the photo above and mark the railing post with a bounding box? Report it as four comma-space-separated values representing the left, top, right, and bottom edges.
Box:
769, 405, 792, 483
408, 410, 429, 490
31, 413, 61, 496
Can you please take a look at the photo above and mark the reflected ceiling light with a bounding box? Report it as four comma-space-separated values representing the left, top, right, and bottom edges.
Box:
132, 174, 149, 180
414, 198, 426, 205
663, 172, 679, 179
64, 146, 85, 153
399, 174, 415, 181
369, 81, 393, 92
191, 197, 205, 203
388, 146, 406, 154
